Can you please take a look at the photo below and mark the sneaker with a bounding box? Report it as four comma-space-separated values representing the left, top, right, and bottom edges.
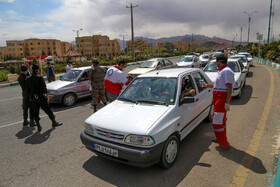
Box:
29, 120, 36, 127
52, 122, 63, 127
211, 138, 218, 143
23, 120, 30, 126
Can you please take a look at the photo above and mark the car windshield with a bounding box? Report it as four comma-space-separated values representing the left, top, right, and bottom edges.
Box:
61, 70, 82, 81
204, 61, 240, 72
240, 53, 252, 58
139, 60, 158, 68
212, 53, 222, 57
179, 57, 193, 62
118, 77, 177, 105
201, 55, 209, 59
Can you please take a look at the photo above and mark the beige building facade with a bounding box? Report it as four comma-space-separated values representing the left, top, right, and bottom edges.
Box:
127, 39, 153, 53
76, 35, 120, 59
1, 38, 74, 59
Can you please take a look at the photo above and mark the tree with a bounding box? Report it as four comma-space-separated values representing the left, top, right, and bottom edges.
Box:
32, 57, 37, 64
159, 48, 167, 54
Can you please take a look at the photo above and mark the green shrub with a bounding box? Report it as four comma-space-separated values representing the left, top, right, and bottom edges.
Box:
0, 70, 8, 82
9, 65, 16, 74
15, 65, 21, 75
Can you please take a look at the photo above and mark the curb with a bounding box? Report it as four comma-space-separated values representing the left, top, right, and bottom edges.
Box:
254, 57, 280, 71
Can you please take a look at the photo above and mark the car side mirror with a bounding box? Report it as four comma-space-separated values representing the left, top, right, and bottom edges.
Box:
242, 69, 248, 73
179, 97, 195, 105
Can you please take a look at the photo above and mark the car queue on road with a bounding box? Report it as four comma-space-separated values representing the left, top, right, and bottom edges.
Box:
42, 50, 254, 168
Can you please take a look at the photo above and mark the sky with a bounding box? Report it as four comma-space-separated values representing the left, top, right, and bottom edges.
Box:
0, 0, 279, 46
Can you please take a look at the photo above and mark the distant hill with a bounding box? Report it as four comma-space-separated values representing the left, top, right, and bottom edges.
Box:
116, 34, 245, 50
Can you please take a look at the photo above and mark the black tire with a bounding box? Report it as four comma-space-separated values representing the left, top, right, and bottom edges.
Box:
63, 93, 76, 106
160, 135, 179, 169
207, 104, 214, 122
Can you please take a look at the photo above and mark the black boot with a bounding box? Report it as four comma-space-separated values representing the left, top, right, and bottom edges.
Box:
51, 119, 63, 127
93, 105, 97, 113
29, 120, 36, 127
23, 120, 29, 126
37, 122, 42, 132
103, 102, 107, 106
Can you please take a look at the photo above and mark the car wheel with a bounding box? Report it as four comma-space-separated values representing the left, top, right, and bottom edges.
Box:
63, 93, 76, 106
207, 104, 214, 122
160, 135, 179, 169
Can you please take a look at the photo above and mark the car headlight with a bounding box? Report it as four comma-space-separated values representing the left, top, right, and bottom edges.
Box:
234, 82, 240, 88
124, 135, 155, 146
84, 123, 94, 135
48, 90, 59, 95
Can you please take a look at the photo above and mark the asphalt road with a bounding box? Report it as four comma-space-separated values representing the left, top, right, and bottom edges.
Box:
0, 59, 279, 187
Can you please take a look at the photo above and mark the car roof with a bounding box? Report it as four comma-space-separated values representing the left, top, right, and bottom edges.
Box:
138, 68, 200, 78
146, 58, 162, 61
183, 55, 195, 58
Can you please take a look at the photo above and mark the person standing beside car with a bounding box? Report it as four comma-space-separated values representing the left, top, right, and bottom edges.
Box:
66, 61, 72, 73
26, 64, 62, 132
18, 65, 35, 127
202, 54, 234, 150
44, 62, 55, 83
88, 59, 107, 113
104, 60, 131, 102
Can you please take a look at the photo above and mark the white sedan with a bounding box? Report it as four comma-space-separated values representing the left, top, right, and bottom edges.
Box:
203, 59, 248, 99
81, 68, 213, 168
177, 55, 201, 68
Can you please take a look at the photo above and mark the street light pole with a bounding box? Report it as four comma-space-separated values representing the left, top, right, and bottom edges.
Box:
119, 34, 128, 56
126, 3, 138, 62
244, 11, 257, 44
238, 24, 245, 45
267, 0, 273, 43
73, 28, 83, 62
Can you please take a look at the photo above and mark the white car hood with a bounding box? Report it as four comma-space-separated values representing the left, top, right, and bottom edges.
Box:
47, 80, 73, 90
85, 101, 171, 135
177, 62, 193, 66
128, 68, 154, 75
205, 72, 240, 85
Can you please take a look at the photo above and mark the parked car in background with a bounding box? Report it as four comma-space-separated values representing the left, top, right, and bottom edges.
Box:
210, 52, 223, 60
199, 54, 210, 67
177, 55, 201, 68
229, 54, 250, 76
203, 59, 248, 99
127, 58, 175, 78
81, 68, 213, 168
47, 66, 108, 106
238, 52, 253, 66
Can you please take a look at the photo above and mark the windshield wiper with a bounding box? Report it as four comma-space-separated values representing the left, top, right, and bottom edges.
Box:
137, 100, 168, 106
118, 97, 137, 103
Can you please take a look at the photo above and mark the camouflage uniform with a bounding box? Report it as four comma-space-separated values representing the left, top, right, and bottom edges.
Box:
88, 65, 107, 105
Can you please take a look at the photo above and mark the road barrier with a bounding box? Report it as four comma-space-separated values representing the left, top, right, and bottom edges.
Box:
254, 57, 280, 71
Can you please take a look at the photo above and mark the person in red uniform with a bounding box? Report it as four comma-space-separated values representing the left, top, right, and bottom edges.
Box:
104, 60, 131, 102
202, 54, 234, 150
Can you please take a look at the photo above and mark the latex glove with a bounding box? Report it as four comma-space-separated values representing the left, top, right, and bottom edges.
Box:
225, 103, 230, 111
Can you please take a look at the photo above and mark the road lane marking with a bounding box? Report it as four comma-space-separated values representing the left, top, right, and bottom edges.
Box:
0, 97, 21, 102
0, 104, 91, 129
230, 65, 274, 186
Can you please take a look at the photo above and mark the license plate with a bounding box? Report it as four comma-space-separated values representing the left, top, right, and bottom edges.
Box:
94, 144, 118, 157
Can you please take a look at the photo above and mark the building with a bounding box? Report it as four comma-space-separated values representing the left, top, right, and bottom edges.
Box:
2, 39, 74, 59
127, 39, 153, 54
76, 35, 120, 59
156, 41, 189, 51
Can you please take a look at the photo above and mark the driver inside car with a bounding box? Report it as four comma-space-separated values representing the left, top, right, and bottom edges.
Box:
181, 77, 196, 99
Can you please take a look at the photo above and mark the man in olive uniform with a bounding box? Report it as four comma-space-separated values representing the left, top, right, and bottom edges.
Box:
26, 64, 62, 132
18, 65, 35, 127
88, 59, 107, 112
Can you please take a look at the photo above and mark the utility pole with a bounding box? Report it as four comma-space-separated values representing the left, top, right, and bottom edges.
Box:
126, 3, 138, 61
73, 28, 83, 62
244, 11, 257, 44
267, 0, 273, 43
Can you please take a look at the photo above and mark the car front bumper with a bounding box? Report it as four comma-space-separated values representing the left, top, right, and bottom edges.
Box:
48, 94, 64, 103
80, 131, 165, 168
232, 86, 241, 96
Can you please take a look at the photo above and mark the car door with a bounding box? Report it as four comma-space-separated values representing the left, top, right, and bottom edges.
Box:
177, 74, 199, 139
77, 69, 90, 98
237, 60, 246, 85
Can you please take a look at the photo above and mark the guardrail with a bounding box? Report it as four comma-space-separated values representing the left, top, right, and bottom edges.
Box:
254, 57, 280, 71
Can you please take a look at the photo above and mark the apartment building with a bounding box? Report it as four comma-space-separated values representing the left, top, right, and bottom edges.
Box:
127, 39, 153, 53
156, 41, 189, 51
76, 35, 120, 59
2, 39, 74, 58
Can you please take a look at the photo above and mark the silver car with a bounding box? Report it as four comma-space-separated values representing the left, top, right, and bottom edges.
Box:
47, 66, 93, 106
